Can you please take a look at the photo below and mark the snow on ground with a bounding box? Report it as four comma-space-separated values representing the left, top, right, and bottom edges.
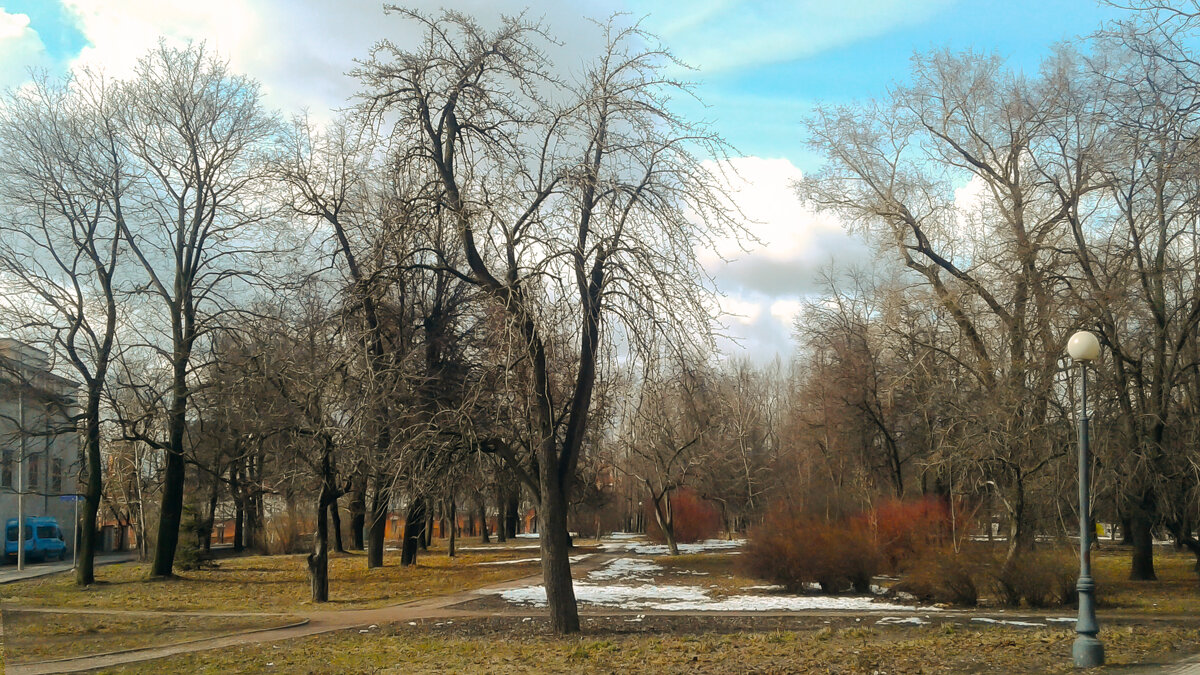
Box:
1046, 617, 1077, 624
971, 617, 1045, 627
877, 616, 929, 625
588, 557, 663, 581
477, 554, 589, 566
606, 532, 641, 540
601, 538, 744, 555
489, 570, 929, 612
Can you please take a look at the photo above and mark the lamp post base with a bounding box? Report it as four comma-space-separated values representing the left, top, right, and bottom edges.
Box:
1073, 635, 1104, 668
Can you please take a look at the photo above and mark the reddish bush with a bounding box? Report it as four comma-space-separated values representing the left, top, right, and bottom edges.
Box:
644, 489, 722, 544
855, 497, 955, 573
742, 504, 881, 593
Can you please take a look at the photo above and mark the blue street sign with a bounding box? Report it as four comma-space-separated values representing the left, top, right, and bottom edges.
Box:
59, 495, 81, 502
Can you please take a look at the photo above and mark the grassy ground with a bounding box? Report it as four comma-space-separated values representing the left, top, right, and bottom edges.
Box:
95, 614, 1200, 674
0, 609, 301, 665
1094, 548, 1200, 615
0, 546, 543, 613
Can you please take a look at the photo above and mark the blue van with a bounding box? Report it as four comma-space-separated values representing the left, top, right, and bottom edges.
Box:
5, 517, 67, 563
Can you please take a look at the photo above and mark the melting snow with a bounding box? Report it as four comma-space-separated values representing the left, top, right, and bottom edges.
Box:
491, 582, 928, 612
876, 616, 929, 626
588, 557, 663, 581
601, 538, 744, 555
971, 617, 1045, 627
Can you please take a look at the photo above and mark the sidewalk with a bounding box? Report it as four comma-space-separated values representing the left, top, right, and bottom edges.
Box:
0, 551, 137, 584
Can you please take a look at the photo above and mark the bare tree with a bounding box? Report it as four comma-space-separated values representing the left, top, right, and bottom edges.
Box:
113, 44, 279, 577
0, 71, 130, 585
355, 10, 739, 632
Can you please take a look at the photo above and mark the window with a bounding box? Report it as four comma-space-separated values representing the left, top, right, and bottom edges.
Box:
27, 455, 39, 490
1, 450, 11, 488
51, 458, 62, 493
36, 525, 56, 539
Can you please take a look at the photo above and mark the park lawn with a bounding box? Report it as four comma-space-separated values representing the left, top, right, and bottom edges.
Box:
96, 617, 1200, 674
651, 552, 766, 597
0, 609, 302, 665
0, 547, 542, 613
1094, 548, 1200, 615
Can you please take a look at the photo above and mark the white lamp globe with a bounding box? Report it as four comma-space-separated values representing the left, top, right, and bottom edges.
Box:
1067, 331, 1101, 362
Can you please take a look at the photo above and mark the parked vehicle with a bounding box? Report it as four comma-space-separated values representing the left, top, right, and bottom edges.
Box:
5, 516, 67, 563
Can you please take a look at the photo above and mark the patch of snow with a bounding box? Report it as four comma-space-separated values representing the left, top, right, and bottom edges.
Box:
602, 538, 745, 555
494, 582, 710, 608
1047, 617, 1076, 624
654, 595, 925, 612
478, 554, 587, 566
606, 532, 641, 540
876, 616, 928, 626
870, 584, 888, 595
971, 617, 1045, 627
588, 557, 663, 581
744, 584, 785, 591
491, 581, 930, 612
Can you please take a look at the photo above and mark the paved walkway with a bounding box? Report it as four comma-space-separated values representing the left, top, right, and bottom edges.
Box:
0, 552, 137, 584
2, 551, 1198, 674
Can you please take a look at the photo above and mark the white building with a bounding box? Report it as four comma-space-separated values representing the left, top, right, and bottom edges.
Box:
0, 338, 81, 551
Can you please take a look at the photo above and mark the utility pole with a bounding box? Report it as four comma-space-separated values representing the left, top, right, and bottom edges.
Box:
16, 385, 25, 571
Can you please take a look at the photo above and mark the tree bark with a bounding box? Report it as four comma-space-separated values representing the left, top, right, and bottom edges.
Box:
651, 492, 679, 556
75, 390, 104, 585
307, 478, 333, 602
366, 478, 388, 568
478, 500, 490, 544
448, 498, 456, 557
505, 494, 520, 539
1130, 504, 1158, 580
330, 500, 345, 554
401, 497, 426, 567
539, 476, 580, 634
349, 484, 366, 550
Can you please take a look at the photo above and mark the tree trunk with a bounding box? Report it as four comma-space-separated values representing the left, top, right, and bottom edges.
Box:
330, 500, 345, 554
366, 478, 388, 568
231, 461, 244, 553
422, 509, 432, 550
75, 391, 103, 586
505, 494, 520, 539
539, 477, 580, 634
1129, 505, 1157, 580
448, 498, 456, 557
202, 474, 219, 554
307, 479, 332, 603
495, 488, 507, 543
651, 492, 679, 556
151, 345, 191, 577
401, 497, 426, 567
349, 485, 366, 551
479, 500, 490, 544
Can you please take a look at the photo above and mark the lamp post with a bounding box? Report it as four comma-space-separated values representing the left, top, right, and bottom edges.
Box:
1066, 330, 1104, 668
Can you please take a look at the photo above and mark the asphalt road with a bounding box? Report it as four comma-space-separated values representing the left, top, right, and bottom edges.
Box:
0, 551, 137, 584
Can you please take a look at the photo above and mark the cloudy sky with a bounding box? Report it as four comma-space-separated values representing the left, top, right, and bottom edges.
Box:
0, 0, 1125, 362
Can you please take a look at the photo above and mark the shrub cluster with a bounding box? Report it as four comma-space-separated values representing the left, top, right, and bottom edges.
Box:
742, 506, 880, 593
746, 498, 1080, 608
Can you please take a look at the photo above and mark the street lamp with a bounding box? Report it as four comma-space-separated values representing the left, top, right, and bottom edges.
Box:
1066, 330, 1104, 668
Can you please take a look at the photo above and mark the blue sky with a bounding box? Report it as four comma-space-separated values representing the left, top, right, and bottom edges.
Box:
0, 0, 1132, 359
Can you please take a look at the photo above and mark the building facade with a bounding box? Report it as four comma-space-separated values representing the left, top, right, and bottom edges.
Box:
0, 338, 81, 553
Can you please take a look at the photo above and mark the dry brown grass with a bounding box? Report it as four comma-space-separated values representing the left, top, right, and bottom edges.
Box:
94, 616, 1200, 674
1093, 547, 1200, 615
1, 609, 301, 665
0, 547, 541, 613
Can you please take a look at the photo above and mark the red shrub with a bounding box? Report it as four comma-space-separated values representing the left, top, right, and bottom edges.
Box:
856, 497, 956, 573
742, 504, 881, 593
645, 489, 722, 544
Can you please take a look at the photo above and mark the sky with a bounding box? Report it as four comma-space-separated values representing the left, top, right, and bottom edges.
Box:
0, 0, 1130, 363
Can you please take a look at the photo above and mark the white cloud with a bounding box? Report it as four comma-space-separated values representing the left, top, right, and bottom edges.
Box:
702, 155, 872, 362
0, 9, 50, 90
629, 0, 955, 73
